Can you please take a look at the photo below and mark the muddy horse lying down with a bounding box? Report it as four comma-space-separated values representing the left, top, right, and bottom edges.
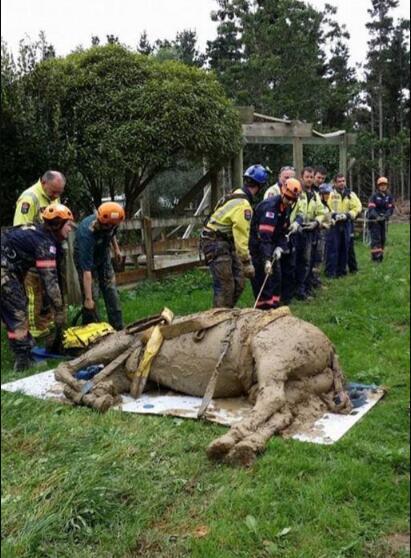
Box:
55, 307, 352, 466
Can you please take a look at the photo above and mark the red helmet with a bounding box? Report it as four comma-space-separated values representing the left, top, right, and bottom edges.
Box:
281, 178, 302, 200
97, 202, 125, 225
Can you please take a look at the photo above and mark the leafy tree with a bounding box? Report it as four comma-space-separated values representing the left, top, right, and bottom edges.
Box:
24, 45, 242, 216
137, 31, 153, 55
206, 0, 357, 128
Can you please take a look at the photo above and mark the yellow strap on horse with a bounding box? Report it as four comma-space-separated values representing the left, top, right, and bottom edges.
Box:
62, 322, 114, 349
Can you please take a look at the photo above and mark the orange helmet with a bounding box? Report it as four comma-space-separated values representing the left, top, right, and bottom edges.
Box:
282, 178, 302, 200
42, 203, 73, 222
377, 176, 388, 186
97, 202, 125, 225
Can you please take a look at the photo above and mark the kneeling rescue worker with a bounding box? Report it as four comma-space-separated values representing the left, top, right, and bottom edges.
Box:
1, 204, 74, 371
201, 164, 269, 307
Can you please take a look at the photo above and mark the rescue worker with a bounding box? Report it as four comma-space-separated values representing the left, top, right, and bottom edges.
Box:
367, 176, 395, 262
325, 174, 362, 278
74, 202, 125, 330
250, 178, 302, 309
264, 165, 296, 199
201, 164, 269, 307
311, 166, 328, 278
293, 167, 325, 299
13, 171, 66, 225
313, 166, 327, 192
1, 204, 73, 371
13, 171, 66, 338
317, 183, 334, 264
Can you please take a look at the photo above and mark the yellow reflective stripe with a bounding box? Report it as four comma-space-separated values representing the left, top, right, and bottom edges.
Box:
26, 284, 51, 337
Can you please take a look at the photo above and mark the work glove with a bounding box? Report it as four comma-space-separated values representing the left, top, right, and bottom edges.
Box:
273, 247, 284, 261
335, 213, 347, 222
303, 220, 318, 231
345, 212, 353, 220
243, 262, 255, 279
264, 260, 273, 275
289, 222, 301, 234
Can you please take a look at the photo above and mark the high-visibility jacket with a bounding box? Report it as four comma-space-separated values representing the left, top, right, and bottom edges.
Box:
13, 180, 60, 226
205, 188, 253, 262
263, 183, 281, 200
291, 189, 325, 225
328, 188, 362, 220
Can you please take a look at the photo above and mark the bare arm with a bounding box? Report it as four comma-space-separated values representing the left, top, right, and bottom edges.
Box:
82, 270, 94, 309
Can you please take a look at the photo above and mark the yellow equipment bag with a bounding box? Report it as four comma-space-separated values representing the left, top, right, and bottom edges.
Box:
63, 322, 114, 350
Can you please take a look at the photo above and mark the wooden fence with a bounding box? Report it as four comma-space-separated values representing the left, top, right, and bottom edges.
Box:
115, 215, 204, 286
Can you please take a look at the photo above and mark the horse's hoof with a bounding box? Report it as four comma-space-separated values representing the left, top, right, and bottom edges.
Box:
225, 442, 256, 468
206, 435, 236, 461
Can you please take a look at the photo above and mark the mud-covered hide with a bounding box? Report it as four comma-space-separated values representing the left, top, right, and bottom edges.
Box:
55, 308, 351, 466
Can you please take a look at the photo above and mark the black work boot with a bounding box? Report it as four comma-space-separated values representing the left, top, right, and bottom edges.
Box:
10, 336, 37, 373
13, 353, 36, 373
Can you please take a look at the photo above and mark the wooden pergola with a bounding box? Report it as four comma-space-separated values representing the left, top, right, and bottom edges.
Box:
231, 106, 357, 187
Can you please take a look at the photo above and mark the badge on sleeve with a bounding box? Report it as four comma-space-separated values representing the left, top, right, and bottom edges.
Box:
49, 246, 57, 255
244, 209, 252, 221
265, 211, 275, 219
21, 202, 30, 214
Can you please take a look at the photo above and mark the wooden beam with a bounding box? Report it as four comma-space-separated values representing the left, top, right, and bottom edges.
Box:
116, 260, 203, 286
242, 122, 313, 139
232, 148, 243, 190
210, 169, 220, 211
174, 171, 212, 213
142, 217, 154, 278
339, 136, 348, 175
293, 137, 304, 177
120, 215, 204, 231
244, 136, 345, 145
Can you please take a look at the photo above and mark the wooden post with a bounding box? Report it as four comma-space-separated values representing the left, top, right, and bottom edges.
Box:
292, 137, 304, 177
143, 217, 154, 279
210, 168, 223, 211
232, 148, 243, 189
339, 136, 348, 176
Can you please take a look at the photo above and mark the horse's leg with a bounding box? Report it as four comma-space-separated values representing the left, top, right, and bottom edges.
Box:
55, 332, 136, 387
207, 343, 289, 461
225, 407, 293, 467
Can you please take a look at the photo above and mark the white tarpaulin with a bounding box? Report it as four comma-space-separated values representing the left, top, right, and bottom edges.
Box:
1, 370, 385, 445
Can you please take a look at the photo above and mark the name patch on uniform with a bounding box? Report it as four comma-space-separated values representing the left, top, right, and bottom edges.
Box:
265, 211, 275, 219
244, 209, 252, 221
49, 246, 57, 254
21, 202, 30, 214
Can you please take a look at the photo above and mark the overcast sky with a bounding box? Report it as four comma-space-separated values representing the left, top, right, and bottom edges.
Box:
1, 0, 410, 67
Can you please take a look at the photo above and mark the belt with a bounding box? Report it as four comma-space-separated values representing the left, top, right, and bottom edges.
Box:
201, 227, 230, 241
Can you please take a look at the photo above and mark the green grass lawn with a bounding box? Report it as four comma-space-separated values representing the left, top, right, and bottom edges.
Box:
1, 224, 410, 558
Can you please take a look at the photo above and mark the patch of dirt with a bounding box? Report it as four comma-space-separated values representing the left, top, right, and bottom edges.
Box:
385, 533, 410, 554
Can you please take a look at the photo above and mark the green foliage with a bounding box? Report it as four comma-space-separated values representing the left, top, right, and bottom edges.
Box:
0, 42, 241, 222
1, 225, 410, 557
207, 0, 357, 129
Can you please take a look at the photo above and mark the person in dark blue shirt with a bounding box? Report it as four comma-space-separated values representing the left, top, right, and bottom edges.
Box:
367, 177, 395, 262
249, 178, 302, 309
1, 204, 73, 371
74, 202, 125, 330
